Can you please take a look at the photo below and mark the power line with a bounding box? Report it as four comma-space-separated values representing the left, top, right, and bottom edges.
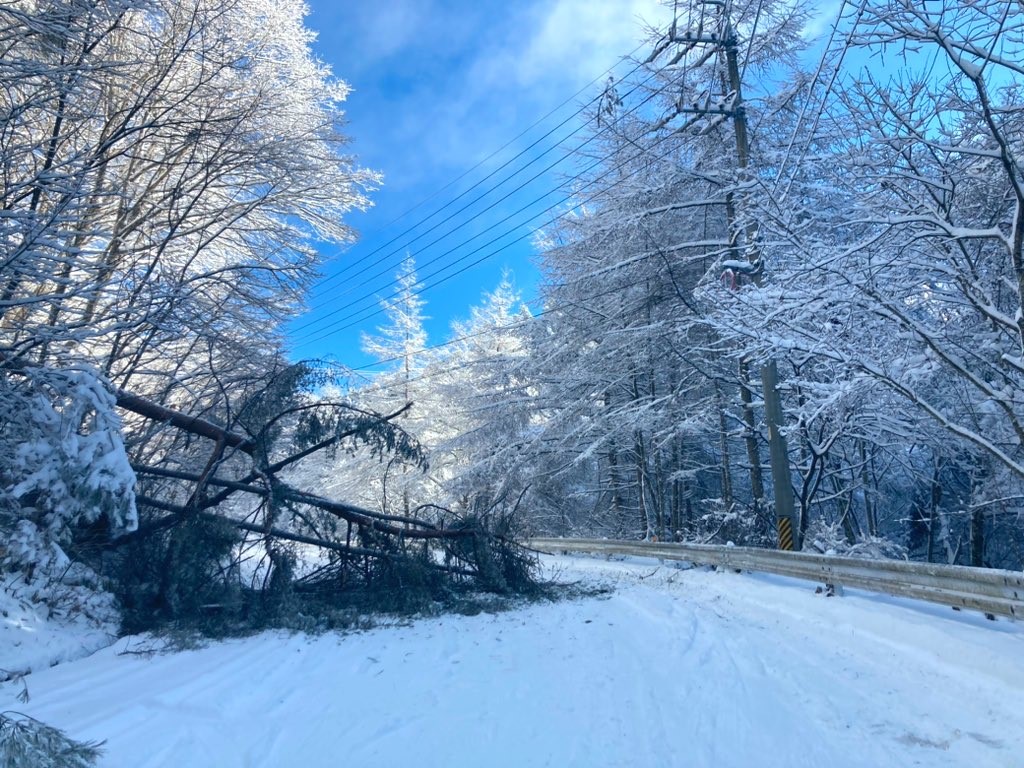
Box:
739, 0, 765, 84
297, 119, 694, 346
295, 68, 686, 342
305, 40, 654, 301
297, 149, 604, 341
293, 60, 664, 334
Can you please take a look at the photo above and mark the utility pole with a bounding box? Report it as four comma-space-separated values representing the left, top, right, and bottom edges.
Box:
670, 1, 799, 550
720, 10, 799, 551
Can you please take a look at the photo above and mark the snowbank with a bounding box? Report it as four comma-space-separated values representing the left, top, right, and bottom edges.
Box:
1, 574, 118, 681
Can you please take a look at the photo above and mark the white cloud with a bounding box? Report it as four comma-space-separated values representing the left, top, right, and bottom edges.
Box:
478, 0, 672, 92
313, 0, 675, 189
307, 0, 422, 73
802, 0, 845, 40
415, 0, 674, 174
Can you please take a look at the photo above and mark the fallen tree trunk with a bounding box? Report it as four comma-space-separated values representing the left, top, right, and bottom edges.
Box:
130, 464, 474, 540
130, 495, 476, 576
115, 389, 255, 452
112, 389, 469, 539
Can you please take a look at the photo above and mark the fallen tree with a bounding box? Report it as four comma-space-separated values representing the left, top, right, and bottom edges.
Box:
1, 352, 538, 631
108, 380, 539, 630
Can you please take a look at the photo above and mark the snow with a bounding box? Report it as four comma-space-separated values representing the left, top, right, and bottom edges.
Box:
721, 259, 758, 274
0, 574, 118, 680
2, 554, 1022, 767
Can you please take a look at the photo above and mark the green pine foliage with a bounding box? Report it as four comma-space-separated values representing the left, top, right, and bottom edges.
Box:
0, 712, 103, 768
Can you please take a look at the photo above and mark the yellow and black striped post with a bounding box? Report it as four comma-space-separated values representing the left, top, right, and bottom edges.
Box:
777, 516, 795, 551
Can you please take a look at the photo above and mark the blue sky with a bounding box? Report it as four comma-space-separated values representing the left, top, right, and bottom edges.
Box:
287, 0, 845, 371
286, 0, 675, 369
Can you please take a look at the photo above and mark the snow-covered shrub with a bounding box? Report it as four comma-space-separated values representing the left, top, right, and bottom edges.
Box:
682, 499, 774, 547
1, 520, 120, 632
0, 365, 136, 595
1, 367, 137, 534
804, 520, 908, 560
0, 711, 103, 768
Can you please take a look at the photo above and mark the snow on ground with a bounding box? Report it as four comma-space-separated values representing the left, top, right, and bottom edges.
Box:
1, 575, 118, 681
1, 554, 1022, 768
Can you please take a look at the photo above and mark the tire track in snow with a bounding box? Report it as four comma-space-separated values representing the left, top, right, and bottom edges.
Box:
557, 555, 1023, 767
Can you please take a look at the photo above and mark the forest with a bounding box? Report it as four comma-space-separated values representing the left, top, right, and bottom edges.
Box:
302, 0, 1024, 573
2, 0, 1024, 650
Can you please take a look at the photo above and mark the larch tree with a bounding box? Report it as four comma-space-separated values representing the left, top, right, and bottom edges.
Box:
519, 0, 813, 542
430, 273, 534, 516
708, 0, 1024, 566
354, 256, 433, 516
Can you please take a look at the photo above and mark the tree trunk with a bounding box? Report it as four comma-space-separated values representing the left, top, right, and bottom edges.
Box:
715, 383, 734, 510
738, 360, 765, 511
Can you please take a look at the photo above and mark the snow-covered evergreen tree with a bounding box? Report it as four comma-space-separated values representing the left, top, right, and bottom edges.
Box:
431, 273, 534, 514
335, 257, 434, 515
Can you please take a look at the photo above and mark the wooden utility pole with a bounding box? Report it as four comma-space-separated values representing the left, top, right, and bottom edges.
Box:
671, 1, 799, 549
721, 13, 798, 550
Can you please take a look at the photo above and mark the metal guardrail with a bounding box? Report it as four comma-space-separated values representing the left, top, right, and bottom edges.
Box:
529, 537, 1024, 620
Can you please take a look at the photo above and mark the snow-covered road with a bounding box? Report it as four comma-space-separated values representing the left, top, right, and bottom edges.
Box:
2, 555, 1022, 767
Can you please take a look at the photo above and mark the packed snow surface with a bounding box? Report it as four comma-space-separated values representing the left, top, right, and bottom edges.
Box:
2, 555, 1022, 767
